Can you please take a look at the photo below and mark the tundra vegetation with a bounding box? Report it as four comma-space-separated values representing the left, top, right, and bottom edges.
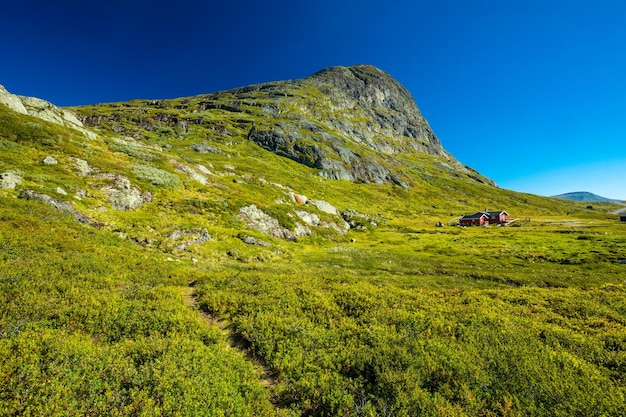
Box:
1, 67, 625, 416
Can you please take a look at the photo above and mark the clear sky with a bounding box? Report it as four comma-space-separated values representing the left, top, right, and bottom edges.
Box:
1, 1, 625, 199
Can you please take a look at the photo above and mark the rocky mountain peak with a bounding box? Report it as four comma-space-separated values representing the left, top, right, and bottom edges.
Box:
71, 64, 495, 187
307, 64, 416, 110
301, 64, 448, 157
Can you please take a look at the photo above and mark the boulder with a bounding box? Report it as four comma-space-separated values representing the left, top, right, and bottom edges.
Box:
290, 193, 308, 205
307, 199, 339, 215
240, 235, 271, 247
238, 204, 310, 240
42, 156, 58, 165
70, 157, 98, 176
98, 173, 151, 211
191, 142, 224, 154
296, 210, 320, 226
0, 172, 22, 189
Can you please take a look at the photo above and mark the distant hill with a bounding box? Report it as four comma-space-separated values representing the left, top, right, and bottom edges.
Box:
552, 191, 622, 203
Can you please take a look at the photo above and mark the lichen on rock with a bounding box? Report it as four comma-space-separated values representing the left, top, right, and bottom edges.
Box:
238, 204, 310, 240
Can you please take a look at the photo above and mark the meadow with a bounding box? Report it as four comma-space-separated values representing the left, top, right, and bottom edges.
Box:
1, 94, 625, 415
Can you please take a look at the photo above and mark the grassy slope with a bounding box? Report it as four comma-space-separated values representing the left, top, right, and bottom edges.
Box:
1, 98, 625, 416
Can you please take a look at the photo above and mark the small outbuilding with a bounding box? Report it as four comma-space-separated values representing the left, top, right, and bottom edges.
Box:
620, 212, 626, 222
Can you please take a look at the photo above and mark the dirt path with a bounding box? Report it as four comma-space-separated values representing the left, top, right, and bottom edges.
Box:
181, 285, 276, 389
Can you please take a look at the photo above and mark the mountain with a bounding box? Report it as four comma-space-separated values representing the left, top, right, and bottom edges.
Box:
2, 66, 624, 416
73, 64, 495, 188
552, 191, 623, 203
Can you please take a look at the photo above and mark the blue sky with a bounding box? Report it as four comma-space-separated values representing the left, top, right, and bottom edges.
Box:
1, 1, 625, 199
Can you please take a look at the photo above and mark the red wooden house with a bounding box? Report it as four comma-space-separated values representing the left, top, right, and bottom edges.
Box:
481, 210, 509, 224
460, 210, 509, 226
460, 212, 489, 226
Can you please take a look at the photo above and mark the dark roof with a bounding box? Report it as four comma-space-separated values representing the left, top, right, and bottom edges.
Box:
480, 210, 508, 216
461, 213, 488, 220
620, 212, 626, 217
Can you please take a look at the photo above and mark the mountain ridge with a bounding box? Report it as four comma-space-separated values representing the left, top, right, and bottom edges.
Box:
72, 64, 496, 188
552, 191, 623, 203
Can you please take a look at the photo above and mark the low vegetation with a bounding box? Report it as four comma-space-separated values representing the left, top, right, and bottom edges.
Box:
1, 75, 625, 416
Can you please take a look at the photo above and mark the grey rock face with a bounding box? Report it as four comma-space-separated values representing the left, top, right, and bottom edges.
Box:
238, 204, 310, 240
242, 65, 458, 186
0, 84, 96, 139
42, 156, 58, 165
305, 65, 447, 156
19, 190, 95, 226
98, 173, 151, 211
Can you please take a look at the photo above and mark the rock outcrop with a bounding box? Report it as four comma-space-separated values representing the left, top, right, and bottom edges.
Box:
238, 204, 310, 241
19, 190, 97, 227
0, 84, 96, 139
98, 173, 152, 211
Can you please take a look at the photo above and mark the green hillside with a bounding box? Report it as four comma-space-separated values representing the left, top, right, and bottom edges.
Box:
1, 66, 625, 416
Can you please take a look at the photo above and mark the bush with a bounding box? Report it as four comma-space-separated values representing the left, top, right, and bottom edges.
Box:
132, 164, 180, 188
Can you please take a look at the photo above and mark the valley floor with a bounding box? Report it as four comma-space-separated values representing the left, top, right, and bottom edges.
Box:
1, 197, 625, 416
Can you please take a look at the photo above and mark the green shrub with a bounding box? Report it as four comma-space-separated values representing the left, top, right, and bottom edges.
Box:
132, 164, 180, 188
108, 141, 159, 161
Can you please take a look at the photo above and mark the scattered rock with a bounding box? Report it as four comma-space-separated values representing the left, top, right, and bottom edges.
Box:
98, 173, 151, 211
296, 210, 320, 226
319, 220, 350, 236
240, 235, 271, 247
618, 259, 626, 265
294, 223, 311, 237
224, 164, 236, 170
196, 164, 214, 175
0, 172, 22, 189
70, 157, 98, 176
42, 156, 58, 165
389, 174, 409, 189
238, 204, 310, 240
56, 187, 67, 196
291, 193, 308, 205
171, 160, 208, 185
191, 142, 224, 154
436, 222, 444, 227
19, 190, 96, 227
307, 199, 339, 215
169, 228, 211, 250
